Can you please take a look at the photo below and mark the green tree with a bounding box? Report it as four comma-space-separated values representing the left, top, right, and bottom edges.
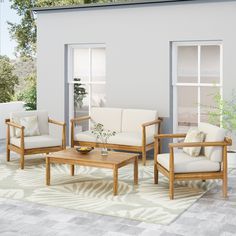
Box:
8, 0, 114, 58
15, 74, 37, 110
0, 56, 19, 103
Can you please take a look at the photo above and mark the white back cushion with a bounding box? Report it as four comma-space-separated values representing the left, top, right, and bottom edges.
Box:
122, 109, 158, 135
198, 122, 226, 162
90, 107, 122, 132
10, 110, 49, 136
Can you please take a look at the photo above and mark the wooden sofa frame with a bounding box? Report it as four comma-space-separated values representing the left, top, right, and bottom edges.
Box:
154, 133, 232, 200
6, 118, 66, 169
71, 116, 162, 165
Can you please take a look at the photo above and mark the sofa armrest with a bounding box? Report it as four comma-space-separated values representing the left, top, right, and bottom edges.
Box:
5, 119, 24, 130
142, 118, 162, 127
169, 140, 231, 149
154, 133, 187, 139
70, 116, 91, 124
48, 118, 66, 149
48, 118, 65, 127
5, 119, 25, 148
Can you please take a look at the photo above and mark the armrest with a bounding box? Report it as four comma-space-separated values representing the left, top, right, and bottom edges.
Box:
70, 116, 91, 123
48, 118, 66, 149
155, 133, 186, 139
48, 118, 65, 127
169, 140, 230, 149
5, 120, 24, 130
142, 118, 162, 127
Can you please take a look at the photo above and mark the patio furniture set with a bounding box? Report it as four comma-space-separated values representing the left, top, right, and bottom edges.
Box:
4, 108, 232, 199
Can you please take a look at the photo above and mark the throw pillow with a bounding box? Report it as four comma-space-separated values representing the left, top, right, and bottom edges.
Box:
15, 116, 40, 138
183, 128, 205, 157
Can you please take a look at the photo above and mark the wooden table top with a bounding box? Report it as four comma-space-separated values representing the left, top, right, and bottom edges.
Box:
47, 148, 138, 165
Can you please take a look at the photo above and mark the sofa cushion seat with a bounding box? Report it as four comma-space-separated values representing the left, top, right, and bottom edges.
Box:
75, 131, 154, 146
108, 132, 153, 146
11, 135, 62, 149
158, 152, 220, 173
75, 131, 97, 143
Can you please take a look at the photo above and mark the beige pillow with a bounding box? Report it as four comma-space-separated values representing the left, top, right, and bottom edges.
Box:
183, 128, 205, 157
15, 116, 40, 138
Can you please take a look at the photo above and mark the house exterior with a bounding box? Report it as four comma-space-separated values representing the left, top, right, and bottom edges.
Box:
34, 0, 236, 148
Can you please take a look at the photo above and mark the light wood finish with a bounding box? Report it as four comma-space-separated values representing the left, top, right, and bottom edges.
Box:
5, 118, 66, 169
46, 148, 139, 196
154, 133, 232, 200
71, 116, 162, 165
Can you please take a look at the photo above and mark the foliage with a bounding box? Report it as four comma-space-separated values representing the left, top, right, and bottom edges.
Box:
8, 0, 114, 58
91, 123, 116, 144
207, 91, 236, 134
74, 78, 87, 108
15, 74, 37, 110
0, 56, 19, 103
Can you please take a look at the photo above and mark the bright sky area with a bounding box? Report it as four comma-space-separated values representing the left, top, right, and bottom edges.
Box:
0, 0, 20, 59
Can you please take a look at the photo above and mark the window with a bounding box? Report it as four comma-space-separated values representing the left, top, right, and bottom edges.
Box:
68, 44, 106, 131
172, 41, 223, 133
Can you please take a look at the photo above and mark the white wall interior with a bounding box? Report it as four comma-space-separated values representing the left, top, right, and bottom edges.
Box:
36, 0, 236, 147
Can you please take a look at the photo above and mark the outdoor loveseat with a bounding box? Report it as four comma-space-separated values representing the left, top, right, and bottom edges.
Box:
71, 107, 162, 165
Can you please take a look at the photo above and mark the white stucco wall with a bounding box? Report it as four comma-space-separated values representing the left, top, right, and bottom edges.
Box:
0, 102, 25, 140
36, 1, 236, 142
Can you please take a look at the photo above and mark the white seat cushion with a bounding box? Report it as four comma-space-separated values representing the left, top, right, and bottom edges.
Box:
10, 110, 49, 136
75, 131, 154, 146
158, 152, 220, 173
75, 131, 97, 143
198, 122, 226, 162
122, 109, 158, 136
90, 107, 122, 132
109, 132, 153, 146
11, 135, 62, 149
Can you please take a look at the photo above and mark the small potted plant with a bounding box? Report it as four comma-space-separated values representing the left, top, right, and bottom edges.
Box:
205, 90, 236, 166
91, 123, 116, 156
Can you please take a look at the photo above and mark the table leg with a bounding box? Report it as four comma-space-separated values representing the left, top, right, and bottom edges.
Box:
46, 157, 50, 186
134, 156, 138, 185
71, 165, 75, 176
113, 166, 118, 196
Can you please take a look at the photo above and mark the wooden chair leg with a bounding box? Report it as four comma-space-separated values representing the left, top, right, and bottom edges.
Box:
223, 177, 228, 198
20, 153, 24, 170
223, 146, 228, 198
169, 177, 174, 200
154, 164, 158, 184
6, 148, 10, 162
142, 148, 146, 166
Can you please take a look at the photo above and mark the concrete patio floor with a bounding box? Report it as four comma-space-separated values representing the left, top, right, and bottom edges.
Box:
0, 140, 235, 236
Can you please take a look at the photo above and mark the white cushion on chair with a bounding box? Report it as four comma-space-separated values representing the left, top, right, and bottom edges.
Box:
157, 152, 220, 173
11, 135, 61, 149
108, 132, 153, 146
75, 131, 154, 146
75, 131, 97, 143
198, 122, 226, 162
90, 107, 122, 132
10, 110, 49, 136
122, 109, 158, 136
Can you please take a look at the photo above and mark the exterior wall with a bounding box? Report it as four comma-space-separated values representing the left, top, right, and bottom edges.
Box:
0, 102, 25, 140
37, 1, 236, 147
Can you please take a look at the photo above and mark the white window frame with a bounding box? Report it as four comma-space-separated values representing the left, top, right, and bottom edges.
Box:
172, 41, 223, 133
67, 43, 106, 121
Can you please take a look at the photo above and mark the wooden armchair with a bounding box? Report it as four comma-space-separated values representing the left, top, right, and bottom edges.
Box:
154, 123, 232, 200
6, 110, 66, 169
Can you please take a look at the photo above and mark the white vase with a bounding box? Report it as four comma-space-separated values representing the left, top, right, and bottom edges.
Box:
101, 147, 108, 156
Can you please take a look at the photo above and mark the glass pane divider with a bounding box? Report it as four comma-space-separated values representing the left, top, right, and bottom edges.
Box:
173, 83, 221, 87
68, 81, 106, 85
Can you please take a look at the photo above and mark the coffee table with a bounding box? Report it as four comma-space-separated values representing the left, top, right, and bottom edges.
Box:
46, 148, 139, 195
